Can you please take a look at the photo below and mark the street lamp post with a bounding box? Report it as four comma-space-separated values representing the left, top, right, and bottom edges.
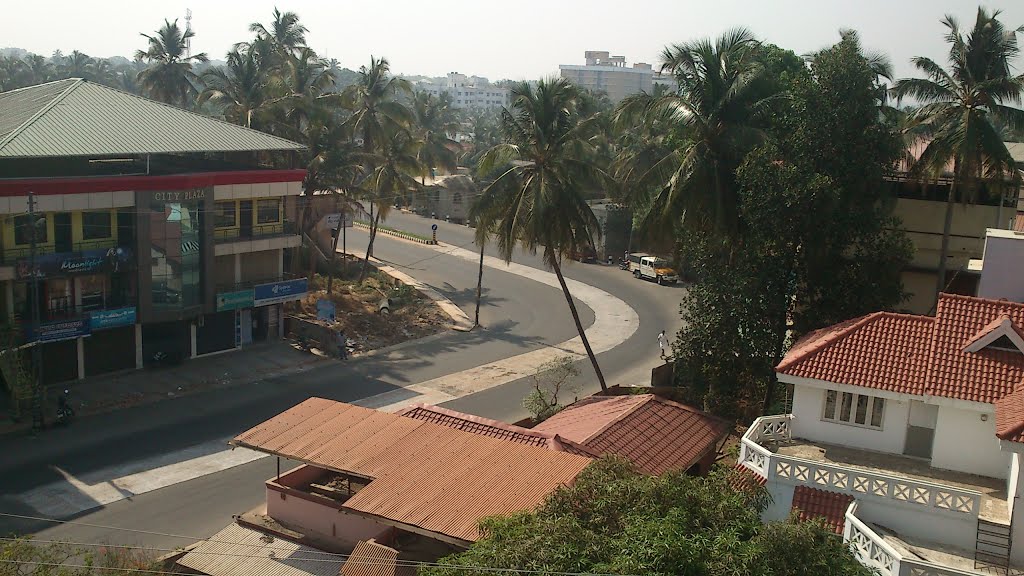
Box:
28, 191, 44, 431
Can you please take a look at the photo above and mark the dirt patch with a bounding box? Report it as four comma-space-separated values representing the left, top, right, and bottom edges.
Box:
292, 265, 449, 355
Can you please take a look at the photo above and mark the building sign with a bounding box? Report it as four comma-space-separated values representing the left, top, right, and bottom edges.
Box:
30, 318, 90, 342
152, 189, 207, 202
17, 246, 134, 279
316, 298, 336, 322
88, 307, 137, 330
325, 213, 352, 229
253, 278, 308, 307
217, 290, 254, 312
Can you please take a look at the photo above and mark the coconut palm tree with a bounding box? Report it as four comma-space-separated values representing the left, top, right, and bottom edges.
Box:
199, 48, 271, 128
476, 78, 610, 391
249, 7, 308, 54
341, 57, 414, 155
135, 19, 208, 107
61, 50, 94, 79
892, 8, 1024, 305
276, 48, 336, 131
412, 91, 459, 182
613, 28, 778, 240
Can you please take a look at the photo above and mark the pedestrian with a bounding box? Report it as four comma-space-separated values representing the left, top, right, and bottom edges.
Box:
658, 330, 666, 358
337, 330, 348, 360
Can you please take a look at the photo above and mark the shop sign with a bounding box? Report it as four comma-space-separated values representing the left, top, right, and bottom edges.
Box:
316, 299, 336, 322
217, 290, 254, 312
30, 318, 90, 342
254, 278, 308, 307
88, 307, 136, 330
17, 246, 134, 279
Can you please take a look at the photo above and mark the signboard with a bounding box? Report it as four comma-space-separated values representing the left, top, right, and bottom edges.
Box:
326, 213, 352, 230
253, 278, 308, 307
18, 246, 134, 279
30, 318, 90, 342
316, 299, 336, 322
216, 289, 254, 312
88, 307, 137, 330
431, 224, 438, 231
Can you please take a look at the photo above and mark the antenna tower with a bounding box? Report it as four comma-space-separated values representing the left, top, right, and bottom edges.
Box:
185, 9, 193, 58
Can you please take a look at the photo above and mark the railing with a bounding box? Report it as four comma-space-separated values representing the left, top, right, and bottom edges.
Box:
214, 221, 297, 243
843, 502, 985, 576
739, 415, 982, 517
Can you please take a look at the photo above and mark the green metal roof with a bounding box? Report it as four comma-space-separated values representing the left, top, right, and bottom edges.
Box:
0, 78, 304, 158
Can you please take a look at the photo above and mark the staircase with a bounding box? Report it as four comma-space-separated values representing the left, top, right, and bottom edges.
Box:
976, 518, 1012, 573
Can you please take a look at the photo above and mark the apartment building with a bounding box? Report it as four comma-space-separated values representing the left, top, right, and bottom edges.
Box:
559, 50, 655, 102
0, 78, 307, 386
416, 72, 509, 110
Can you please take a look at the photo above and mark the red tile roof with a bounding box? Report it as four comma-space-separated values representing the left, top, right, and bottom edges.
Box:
996, 388, 1024, 442
729, 463, 767, 492
232, 398, 592, 543
777, 293, 1024, 405
790, 486, 854, 535
533, 394, 730, 476
398, 404, 597, 457
341, 540, 414, 576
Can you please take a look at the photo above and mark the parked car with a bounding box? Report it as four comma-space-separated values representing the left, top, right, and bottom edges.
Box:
626, 252, 649, 272
572, 245, 597, 263
632, 255, 679, 285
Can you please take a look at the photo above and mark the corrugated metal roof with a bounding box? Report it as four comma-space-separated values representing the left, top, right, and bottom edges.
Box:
398, 404, 598, 457
0, 78, 304, 157
232, 398, 593, 543
177, 523, 344, 576
533, 394, 731, 476
341, 540, 414, 576
1007, 142, 1024, 164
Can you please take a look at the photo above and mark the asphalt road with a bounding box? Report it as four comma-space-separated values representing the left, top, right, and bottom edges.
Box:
0, 212, 683, 551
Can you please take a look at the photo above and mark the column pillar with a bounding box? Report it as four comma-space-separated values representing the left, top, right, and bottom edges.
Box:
234, 253, 241, 284
278, 248, 284, 277
4, 281, 13, 322
76, 337, 85, 380
190, 323, 197, 358
135, 323, 143, 369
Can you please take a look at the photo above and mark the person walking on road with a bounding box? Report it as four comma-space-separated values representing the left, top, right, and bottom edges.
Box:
658, 330, 666, 358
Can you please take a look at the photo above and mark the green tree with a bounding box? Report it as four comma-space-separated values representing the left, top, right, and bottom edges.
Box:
199, 48, 273, 129
421, 458, 869, 576
892, 8, 1024, 306
475, 78, 610, 391
341, 57, 414, 156
135, 18, 209, 107
249, 7, 308, 55
61, 50, 93, 79
412, 91, 459, 181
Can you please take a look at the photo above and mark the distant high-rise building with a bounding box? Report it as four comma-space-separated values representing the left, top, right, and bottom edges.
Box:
415, 72, 510, 111
559, 51, 657, 103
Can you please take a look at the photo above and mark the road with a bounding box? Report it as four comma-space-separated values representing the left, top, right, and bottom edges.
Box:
0, 211, 683, 551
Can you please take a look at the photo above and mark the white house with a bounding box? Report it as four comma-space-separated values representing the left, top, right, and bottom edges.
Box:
739, 287, 1024, 575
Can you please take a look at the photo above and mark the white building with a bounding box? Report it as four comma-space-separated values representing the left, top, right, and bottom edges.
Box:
559, 50, 656, 103
738, 227, 1024, 575
416, 72, 510, 111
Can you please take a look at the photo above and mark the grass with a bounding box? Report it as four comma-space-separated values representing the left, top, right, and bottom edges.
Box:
355, 220, 434, 243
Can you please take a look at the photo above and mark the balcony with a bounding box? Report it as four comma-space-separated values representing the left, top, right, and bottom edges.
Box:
214, 220, 297, 243
0, 238, 120, 266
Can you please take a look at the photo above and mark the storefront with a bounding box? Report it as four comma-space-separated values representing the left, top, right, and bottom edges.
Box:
84, 307, 137, 377
253, 278, 306, 341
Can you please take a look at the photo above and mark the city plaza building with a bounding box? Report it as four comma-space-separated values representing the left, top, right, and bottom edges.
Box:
0, 78, 307, 385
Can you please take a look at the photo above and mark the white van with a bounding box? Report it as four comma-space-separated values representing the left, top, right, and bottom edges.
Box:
633, 256, 678, 285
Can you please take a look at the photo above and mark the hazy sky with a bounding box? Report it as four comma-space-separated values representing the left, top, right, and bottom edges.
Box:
3, 1, 1023, 81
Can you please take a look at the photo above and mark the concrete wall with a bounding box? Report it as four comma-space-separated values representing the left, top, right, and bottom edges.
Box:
854, 496, 978, 552
977, 230, 1024, 302
893, 198, 998, 270
214, 255, 235, 289
1010, 453, 1024, 565
791, 385, 909, 455
931, 405, 1008, 480
266, 486, 387, 543
240, 250, 281, 283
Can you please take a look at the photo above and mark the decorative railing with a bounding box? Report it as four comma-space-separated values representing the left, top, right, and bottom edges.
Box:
843, 503, 985, 576
739, 415, 982, 517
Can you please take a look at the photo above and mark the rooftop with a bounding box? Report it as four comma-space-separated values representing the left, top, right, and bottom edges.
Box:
340, 540, 415, 576
177, 522, 344, 576
0, 78, 304, 158
790, 485, 853, 535
532, 394, 730, 475
231, 398, 593, 544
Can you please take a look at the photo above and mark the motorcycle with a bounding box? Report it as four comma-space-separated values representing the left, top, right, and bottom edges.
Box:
55, 389, 74, 426
619, 259, 630, 271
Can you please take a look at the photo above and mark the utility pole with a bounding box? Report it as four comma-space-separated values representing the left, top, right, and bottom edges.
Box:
28, 191, 44, 432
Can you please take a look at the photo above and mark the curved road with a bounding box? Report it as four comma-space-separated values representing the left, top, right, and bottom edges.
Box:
0, 212, 683, 551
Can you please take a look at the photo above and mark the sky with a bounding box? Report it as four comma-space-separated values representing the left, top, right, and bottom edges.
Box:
3, 0, 1024, 82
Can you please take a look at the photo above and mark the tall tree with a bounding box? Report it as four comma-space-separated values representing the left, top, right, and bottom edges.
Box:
892, 8, 1024, 306
412, 91, 459, 182
249, 7, 308, 55
135, 18, 209, 107
341, 57, 414, 156
476, 78, 610, 391
61, 50, 94, 79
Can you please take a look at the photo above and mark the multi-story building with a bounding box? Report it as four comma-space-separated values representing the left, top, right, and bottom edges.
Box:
416, 72, 510, 110
0, 78, 308, 387
559, 51, 656, 103
737, 226, 1024, 575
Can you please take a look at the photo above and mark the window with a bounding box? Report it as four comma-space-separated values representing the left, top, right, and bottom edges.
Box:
215, 202, 237, 228
256, 199, 281, 224
82, 211, 112, 240
14, 214, 47, 245
823, 389, 885, 429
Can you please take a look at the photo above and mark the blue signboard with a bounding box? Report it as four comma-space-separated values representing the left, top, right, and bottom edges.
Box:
31, 318, 90, 342
17, 246, 134, 279
316, 299, 336, 322
253, 278, 308, 307
216, 290, 254, 312
88, 307, 136, 330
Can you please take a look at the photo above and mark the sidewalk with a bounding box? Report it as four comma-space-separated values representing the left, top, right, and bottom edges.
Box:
0, 342, 330, 437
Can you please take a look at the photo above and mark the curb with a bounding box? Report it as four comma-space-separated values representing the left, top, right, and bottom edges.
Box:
353, 221, 437, 245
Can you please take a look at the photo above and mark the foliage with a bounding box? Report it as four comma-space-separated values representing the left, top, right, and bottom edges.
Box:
421, 458, 870, 576
522, 355, 581, 422
135, 18, 209, 107
672, 32, 911, 418
0, 537, 160, 575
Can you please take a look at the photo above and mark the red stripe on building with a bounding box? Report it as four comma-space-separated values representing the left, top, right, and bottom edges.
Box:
0, 169, 307, 196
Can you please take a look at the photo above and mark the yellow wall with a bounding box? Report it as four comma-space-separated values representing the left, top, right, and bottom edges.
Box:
2, 213, 55, 254
893, 198, 1002, 269
215, 200, 241, 234
2, 209, 119, 259
70, 210, 118, 245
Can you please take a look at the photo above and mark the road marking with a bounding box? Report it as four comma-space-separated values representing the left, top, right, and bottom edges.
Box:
16, 242, 639, 519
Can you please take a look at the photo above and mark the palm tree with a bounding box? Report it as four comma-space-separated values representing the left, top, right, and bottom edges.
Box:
200, 48, 273, 128
613, 28, 777, 240
61, 50, 94, 79
412, 91, 460, 182
892, 8, 1024, 305
25, 54, 52, 84
357, 128, 425, 282
476, 78, 610, 391
249, 7, 308, 54
135, 19, 209, 107
341, 57, 414, 155
276, 48, 337, 131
